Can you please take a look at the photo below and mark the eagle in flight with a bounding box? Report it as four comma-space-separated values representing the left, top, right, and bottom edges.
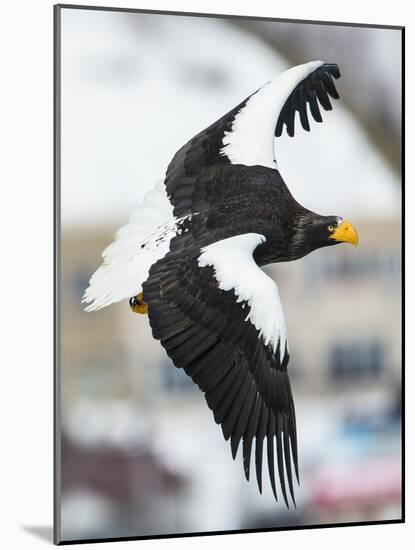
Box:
83, 61, 358, 507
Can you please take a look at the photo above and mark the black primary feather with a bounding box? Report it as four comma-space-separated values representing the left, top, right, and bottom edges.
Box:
275, 63, 341, 137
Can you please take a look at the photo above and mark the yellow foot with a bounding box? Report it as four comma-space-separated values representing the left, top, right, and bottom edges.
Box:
129, 292, 148, 314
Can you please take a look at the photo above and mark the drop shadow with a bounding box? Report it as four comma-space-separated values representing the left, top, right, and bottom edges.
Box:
21, 525, 54, 543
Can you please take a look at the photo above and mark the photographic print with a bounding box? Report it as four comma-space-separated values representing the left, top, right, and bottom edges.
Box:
54, 4, 404, 544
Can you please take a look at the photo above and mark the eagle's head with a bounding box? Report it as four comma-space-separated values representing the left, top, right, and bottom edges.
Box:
291, 214, 358, 259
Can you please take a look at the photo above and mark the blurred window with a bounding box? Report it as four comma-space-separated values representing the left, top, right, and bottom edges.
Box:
306, 249, 400, 284
328, 340, 384, 381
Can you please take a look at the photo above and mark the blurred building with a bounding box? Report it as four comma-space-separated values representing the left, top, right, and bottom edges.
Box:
272, 218, 401, 397
60, 216, 401, 537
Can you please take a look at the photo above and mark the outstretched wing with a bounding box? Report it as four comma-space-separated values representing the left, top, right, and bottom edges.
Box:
165, 61, 341, 217
143, 233, 298, 506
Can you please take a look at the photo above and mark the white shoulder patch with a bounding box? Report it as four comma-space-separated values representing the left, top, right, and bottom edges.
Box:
221, 60, 324, 169
198, 233, 288, 361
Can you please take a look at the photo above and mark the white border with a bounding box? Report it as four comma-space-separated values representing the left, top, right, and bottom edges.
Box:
1, 1, 411, 548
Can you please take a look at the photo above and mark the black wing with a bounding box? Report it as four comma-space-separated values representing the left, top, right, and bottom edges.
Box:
164, 100, 248, 218
142, 242, 298, 506
164, 62, 341, 218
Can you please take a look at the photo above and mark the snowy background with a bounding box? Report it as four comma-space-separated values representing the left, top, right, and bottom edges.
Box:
61, 10, 401, 227
58, 7, 402, 543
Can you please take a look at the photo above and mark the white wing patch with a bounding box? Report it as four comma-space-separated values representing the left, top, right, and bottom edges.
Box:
82, 181, 177, 312
198, 233, 288, 361
221, 60, 324, 169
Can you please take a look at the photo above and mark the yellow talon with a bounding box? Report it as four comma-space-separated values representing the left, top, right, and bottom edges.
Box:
129, 292, 148, 314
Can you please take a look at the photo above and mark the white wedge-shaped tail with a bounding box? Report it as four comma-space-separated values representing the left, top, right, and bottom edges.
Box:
82, 181, 176, 312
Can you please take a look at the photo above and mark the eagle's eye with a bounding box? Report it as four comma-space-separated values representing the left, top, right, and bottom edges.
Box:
327, 225, 334, 232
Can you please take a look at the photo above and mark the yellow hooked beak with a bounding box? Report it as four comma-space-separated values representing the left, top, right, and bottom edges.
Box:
330, 220, 359, 247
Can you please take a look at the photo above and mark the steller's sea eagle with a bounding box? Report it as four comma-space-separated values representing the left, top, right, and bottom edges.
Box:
83, 61, 358, 507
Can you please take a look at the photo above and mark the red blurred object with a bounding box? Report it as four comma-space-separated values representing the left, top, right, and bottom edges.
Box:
311, 458, 401, 510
